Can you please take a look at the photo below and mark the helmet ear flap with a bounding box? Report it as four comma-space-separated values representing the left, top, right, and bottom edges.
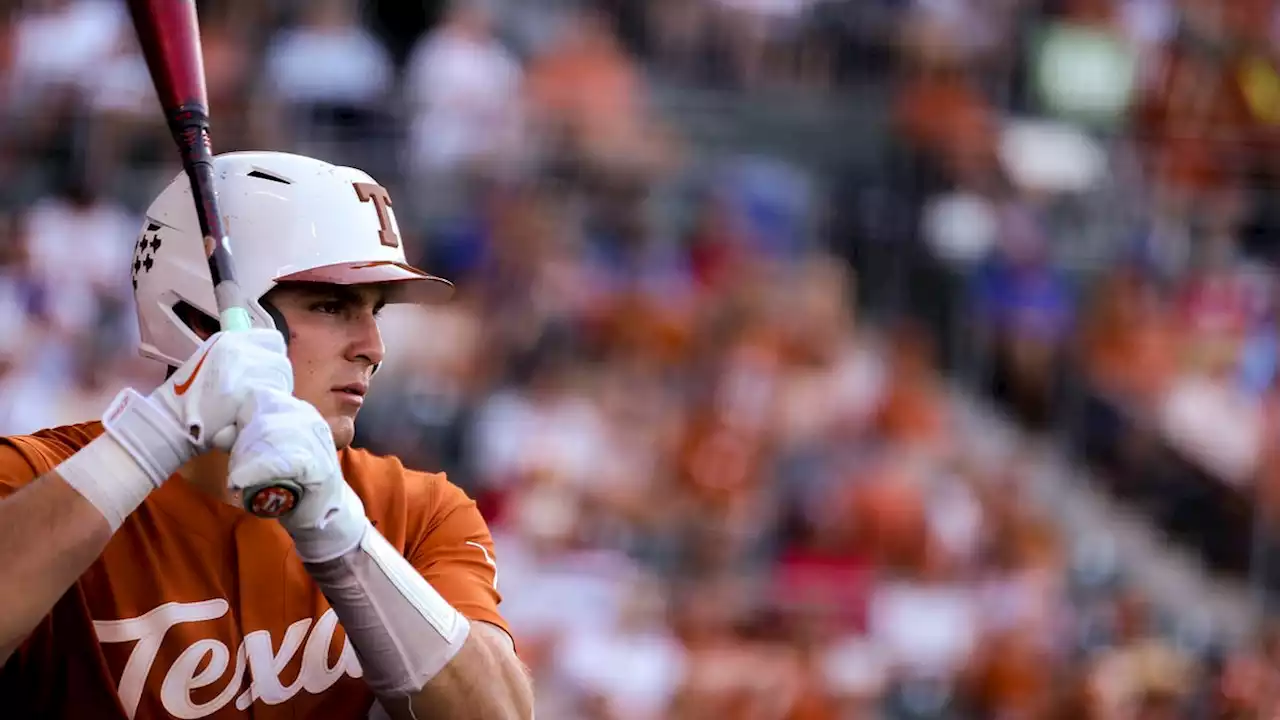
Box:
258, 297, 291, 346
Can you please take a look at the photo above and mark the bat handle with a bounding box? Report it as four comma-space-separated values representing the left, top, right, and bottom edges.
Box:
219, 306, 253, 333
219, 284, 294, 518
242, 479, 305, 519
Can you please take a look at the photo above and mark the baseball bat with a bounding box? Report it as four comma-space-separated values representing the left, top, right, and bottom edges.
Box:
126, 0, 304, 520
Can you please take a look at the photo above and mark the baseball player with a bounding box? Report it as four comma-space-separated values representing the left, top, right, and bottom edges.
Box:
0, 152, 533, 719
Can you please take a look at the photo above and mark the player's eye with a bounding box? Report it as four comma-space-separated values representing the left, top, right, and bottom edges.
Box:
311, 300, 344, 315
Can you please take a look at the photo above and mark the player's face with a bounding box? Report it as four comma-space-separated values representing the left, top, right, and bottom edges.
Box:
262, 283, 389, 449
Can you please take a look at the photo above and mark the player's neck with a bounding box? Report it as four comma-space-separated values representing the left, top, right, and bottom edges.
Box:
177, 450, 240, 508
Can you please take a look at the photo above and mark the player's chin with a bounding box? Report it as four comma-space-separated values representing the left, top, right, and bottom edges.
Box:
325, 415, 357, 450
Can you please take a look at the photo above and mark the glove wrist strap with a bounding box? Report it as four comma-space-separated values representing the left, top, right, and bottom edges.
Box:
285, 481, 370, 563
101, 388, 195, 487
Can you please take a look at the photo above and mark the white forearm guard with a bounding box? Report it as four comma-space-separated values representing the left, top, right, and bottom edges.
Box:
304, 523, 472, 698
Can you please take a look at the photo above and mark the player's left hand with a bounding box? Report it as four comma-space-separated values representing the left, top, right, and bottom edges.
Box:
225, 388, 370, 563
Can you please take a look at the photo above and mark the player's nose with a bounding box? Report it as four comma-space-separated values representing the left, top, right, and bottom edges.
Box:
345, 311, 385, 369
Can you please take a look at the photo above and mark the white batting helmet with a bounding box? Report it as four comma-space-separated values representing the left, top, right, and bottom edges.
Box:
132, 151, 453, 367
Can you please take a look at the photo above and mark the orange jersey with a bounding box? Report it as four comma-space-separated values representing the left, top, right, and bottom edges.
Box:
0, 422, 509, 720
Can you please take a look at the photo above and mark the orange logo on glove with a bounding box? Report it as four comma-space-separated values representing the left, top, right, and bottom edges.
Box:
174, 338, 220, 396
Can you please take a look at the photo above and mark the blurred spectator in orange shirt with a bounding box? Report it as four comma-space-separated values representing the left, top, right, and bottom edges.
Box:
893, 13, 1005, 195
876, 323, 949, 454
526, 3, 675, 186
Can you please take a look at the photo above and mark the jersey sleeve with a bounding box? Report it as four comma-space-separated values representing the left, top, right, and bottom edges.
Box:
0, 442, 41, 500
0, 424, 102, 501
408, 479, 511, 643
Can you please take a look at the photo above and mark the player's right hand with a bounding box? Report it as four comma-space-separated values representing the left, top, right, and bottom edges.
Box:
98, 330, 294, 489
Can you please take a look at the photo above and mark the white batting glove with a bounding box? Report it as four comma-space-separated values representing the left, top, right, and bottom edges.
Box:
225, 389, 371, 563
101, 329, 294, 487
62, 330, 294, 532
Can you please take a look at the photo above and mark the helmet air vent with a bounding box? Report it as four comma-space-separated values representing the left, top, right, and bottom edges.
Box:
246, 169, 291, 184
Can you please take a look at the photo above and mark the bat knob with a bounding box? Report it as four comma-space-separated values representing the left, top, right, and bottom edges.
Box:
243, 480, 304, 518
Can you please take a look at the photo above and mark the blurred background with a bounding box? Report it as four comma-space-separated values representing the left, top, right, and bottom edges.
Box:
7, 0, 1280, 717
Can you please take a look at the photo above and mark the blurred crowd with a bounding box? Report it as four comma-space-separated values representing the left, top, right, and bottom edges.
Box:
4, 0, 1280, 718
840, 0, 1280, 587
